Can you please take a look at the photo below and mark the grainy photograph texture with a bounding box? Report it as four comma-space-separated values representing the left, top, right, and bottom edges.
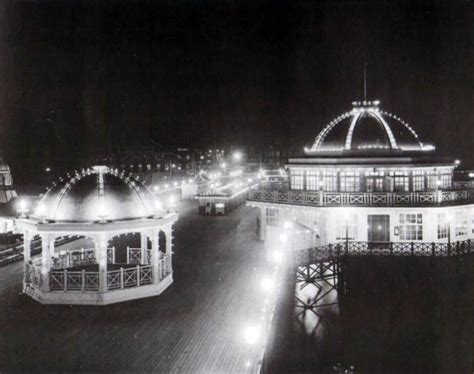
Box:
0, 0, 473, 373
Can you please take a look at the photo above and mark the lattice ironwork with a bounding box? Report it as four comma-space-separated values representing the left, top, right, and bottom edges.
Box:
107, 270, 121, 290
294, 239, 473, 266
294, 260, 341, 337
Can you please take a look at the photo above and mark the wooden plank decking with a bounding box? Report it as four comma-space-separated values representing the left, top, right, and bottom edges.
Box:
0, 201, 266, 373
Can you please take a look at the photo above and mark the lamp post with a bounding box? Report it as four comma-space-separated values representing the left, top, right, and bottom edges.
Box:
446, 213, 452, 255
343, 213, 349, 255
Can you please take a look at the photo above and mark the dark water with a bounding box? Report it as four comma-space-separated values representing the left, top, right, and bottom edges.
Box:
264, 256, 474, 373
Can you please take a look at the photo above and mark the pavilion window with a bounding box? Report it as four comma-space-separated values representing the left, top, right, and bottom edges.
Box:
365, 171, 384, 192
455, 211, 467, 237
412, 171, 425, 191
471, 209, 474, 235
393, 172, 409, 192
437, 213, 449, 239
323, 171, 337, 191
340, 171, 360, 192
439, 173, 452, 189
399, 213, 423, 240
306, 171, 318, 191
266, 207, 280, 225
427, 174, 438, 190
290, 171, 304, 190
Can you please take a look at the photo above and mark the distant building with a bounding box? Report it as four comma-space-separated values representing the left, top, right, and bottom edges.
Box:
248, 100, 473, 252
0, 157, 17, 204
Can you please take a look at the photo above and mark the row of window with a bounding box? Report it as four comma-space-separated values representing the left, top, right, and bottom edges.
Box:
265, 208, 472, 241
290, 170, 452, 192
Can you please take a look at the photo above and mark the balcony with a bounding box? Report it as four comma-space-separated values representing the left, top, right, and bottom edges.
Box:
247, 188, 474, 207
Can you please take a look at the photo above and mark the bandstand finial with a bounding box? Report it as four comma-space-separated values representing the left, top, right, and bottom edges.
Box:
363, 58, 367, 101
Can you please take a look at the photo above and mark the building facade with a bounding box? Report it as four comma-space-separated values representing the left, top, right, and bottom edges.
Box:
248, 100, 473, 252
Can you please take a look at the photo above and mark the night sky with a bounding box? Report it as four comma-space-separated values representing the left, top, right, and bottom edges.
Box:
0, 0, 472, 181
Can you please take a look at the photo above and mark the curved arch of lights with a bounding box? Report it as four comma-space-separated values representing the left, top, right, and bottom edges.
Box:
308, 101, 431, 153
37, 166, 156, 220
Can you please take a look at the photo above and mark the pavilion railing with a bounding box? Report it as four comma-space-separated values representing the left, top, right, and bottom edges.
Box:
107, 265, 154, 290
52, 247, 116, 269
24, 262, 42, 288
248, 188, 474, 207
49, 269, 100, 292
126, 247, 151, 264
294, 239, 474, 266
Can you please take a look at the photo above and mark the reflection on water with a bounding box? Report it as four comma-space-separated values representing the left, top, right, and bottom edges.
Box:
265, 256, 474, 373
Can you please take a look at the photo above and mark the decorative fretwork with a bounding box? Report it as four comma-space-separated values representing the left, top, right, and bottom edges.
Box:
294, 239, 474, 267
294, 260, 341, 337
248, 188, 474, 207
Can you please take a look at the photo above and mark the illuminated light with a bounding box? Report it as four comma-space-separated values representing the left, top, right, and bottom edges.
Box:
45, 167, 51, 172
153, 185, 159, 191
261, 277, 274, 292
19, 199, 29, 211
35, 203, 46, 216
245, 361, 251, 368
436, 180, 442, 186
168, 196, 176, 205
283, 221, 293, 229
215, 203, 225, 209
232, 151, 242, 161
173, 182, 178, 187
164, 184, 169, 189
247, 178, 253, 183
243, 325, 261, 345
271, 250, 284, 263
154, 200, 162, 211
454, 159, 461, 166
468, 173, 474, 178
220, 162, 227, 169
188, 178, 193, 183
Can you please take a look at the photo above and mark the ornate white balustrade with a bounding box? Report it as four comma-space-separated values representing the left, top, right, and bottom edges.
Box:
294, 239, 474, 266
24, 262, 42, 288
52, 247, 116, 269
248, 188, 474, 207
126, 247, 152, 264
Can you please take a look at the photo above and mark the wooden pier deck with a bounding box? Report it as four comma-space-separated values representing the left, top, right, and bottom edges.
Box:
0, 201, 266, 373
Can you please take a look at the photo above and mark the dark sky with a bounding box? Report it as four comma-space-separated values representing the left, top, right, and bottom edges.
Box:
0, 0, 472, 178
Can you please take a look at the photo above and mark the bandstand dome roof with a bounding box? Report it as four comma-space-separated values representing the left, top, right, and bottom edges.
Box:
306, 100, 435, 155
33, 166, 158, 222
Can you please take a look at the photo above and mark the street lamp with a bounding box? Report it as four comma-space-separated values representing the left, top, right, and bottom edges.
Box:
446, 213, 453, 254
232, 151, 242, 162
17, 199, 29, 218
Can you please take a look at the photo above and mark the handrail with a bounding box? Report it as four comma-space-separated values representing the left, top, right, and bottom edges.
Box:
248, 188, 474, 207
294, 239, 473, 266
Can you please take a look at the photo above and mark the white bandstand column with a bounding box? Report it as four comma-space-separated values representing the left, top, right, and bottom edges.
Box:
41, 234, 52, 292
140, 231, 147, 264
150, 229, 160, 284
23, 229, 31, 264
259, 207, 266, 241
165, 225, 173, 273
23, 229, 31, 286
97, 235, 108, 292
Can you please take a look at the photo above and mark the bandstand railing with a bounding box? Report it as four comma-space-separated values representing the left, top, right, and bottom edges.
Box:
53, 247, 116, 269
24, 262, 42, 288
126, 247, 151, 264
294, 239, 474, 266
248, 188, 474, 207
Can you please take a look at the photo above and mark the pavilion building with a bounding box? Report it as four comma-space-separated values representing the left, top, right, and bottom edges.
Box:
17, 166, 178, 305
248, 100, 473, 252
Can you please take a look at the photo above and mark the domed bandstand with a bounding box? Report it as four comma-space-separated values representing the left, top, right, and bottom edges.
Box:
17, 166, 178, 305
